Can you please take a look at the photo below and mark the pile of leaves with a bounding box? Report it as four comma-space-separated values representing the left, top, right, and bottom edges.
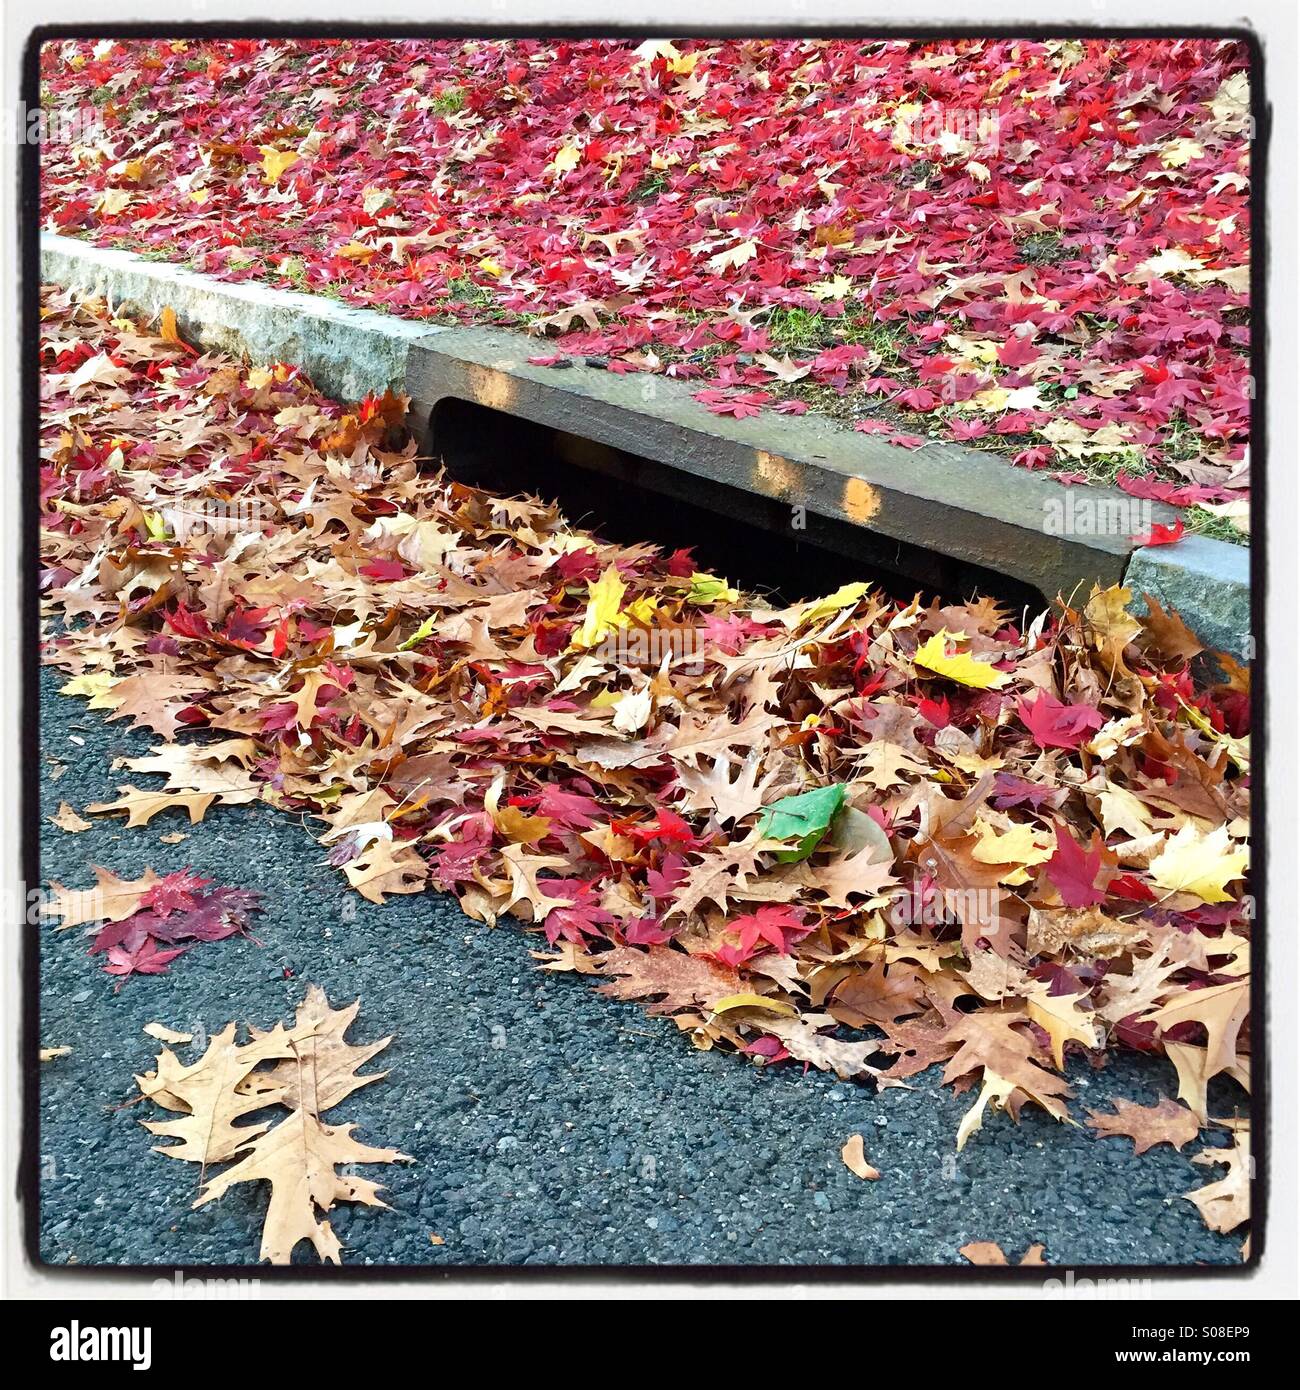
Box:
40, 289, 1251, 1234
43, 865, 263, 984
39, 37, 1250, 517
134, 987, 407, 1263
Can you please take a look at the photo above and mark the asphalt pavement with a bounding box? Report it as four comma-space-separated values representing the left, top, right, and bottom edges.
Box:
35, 666, 1245, 1270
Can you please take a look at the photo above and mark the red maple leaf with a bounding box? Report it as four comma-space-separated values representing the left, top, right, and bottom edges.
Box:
1045, 824, 1108, 908
1131, 518, 1186, 547
1016, 689, 1105, 750
996, 333, 1040, 369
103, 937, 188, 982
139, 868, 212, 917
717, 904, 810, 966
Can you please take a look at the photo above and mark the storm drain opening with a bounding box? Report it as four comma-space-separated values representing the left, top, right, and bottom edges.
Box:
424, 397, 1045, 614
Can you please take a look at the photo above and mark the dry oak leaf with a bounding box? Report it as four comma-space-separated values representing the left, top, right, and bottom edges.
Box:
342, 838, 428, 904
1025, 990, 1101, 1070
139, 988, 409, 1265
942, 1011, 1073, 1148
84, 785, 217, 829
1139, 595, 1205, 664
136, 1023, 297, 1165
194, 1106, 408, 1265
530, 942, 602, 975
1086, 1096, 1201, 1155
496, 844, 574, 921
1183, 1121, 1251, 1235
1146, 978, 1249, 1081
104, 673, 212, 741
245, 985, 391, 1115
840, 1133, 881, 1180
665, 838, 763, 921
49, 802, 93, 833
763, 1015, 890, 1083
673, 752, 778, 826
959, 1241, 1046, 1266
794, 844, 899, 910
1163, 1039, 1250, 1127
43, 865, 162, 929
40, 1046, 73, 1062
596, 945, 742, 1016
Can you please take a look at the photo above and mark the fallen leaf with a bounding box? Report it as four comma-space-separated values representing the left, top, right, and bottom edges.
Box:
840, 1133, 881, 1180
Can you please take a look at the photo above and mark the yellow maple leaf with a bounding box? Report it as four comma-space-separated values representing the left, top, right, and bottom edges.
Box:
1160, 138, 1205, 169
258, 147, 300, 185
809, 275, 853, 301
551, 144, 582, 177
708, 240, 758, 273
799, 581, 870, 628
970, 819, 1053, 884
59, 670, 120, 708
913, 631, 1009, 689
1149, 824, 1248, 904
569, 565, 627, 651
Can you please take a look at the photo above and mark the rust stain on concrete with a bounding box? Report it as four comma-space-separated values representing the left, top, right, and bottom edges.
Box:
753, 450, 800, 499
842, 477, 882, 526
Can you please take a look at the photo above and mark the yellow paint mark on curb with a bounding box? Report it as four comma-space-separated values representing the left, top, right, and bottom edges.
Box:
474, 371, 517, 413
842, 477, 882, 525
753, 450, 800, 499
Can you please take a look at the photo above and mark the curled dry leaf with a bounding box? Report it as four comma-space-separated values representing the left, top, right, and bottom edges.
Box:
142, 1022, 193, 1045
840, 1133, 881, 1181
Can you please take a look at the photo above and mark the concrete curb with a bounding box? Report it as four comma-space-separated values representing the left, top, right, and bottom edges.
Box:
40, 232, 436, 404
1127, 534, 1253, 660
39, 232, 1251, 656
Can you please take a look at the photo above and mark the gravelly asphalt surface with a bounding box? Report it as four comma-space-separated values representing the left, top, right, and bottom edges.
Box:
35, 666, 1245, 1271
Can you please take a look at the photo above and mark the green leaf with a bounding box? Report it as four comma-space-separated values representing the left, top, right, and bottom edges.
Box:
756, 783, 847, 862
397, 615, 437, 651
686, 572, 738, 606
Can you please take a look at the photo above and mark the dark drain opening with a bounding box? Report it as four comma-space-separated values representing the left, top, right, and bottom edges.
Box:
425, 397, 1044, 611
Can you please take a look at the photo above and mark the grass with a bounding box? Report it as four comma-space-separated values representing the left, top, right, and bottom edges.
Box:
1185, 506, 1247, 544
632, 173, 669, 203
1017, 231, 1067, 265
431, 87, 466, 115
446, 275, 499, 309
762, 307, 908, 367
764, 307, 830, 352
